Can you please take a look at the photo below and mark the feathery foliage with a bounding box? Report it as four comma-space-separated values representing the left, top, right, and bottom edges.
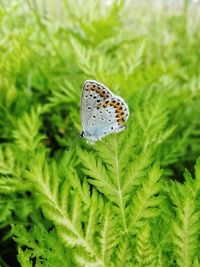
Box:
0, 0, 200, 266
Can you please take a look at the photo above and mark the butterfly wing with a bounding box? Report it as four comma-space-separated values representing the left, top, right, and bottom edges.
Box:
80, 80, 113, 133
80, 80, 129, 142
87, 95, 129, 141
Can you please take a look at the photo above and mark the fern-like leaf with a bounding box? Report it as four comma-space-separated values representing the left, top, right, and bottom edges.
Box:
128, 164, 162, 232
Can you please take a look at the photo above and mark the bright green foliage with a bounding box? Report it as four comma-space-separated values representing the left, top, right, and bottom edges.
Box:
13, 225, 72, 267
12, 106, 46, 151
0, 0, 200, 266
135, 223, 157, 266
169, 159, 200, 267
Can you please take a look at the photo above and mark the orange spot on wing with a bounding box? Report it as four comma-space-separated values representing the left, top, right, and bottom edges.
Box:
96, 87, 101, 93
100, 90, 107, 97
103, 100, 109, 107
91, 83, 97, 89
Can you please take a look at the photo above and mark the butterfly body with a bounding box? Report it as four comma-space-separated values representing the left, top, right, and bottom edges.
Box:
80, 80, 129, 143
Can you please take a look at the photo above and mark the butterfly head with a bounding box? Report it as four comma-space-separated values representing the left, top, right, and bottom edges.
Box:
80, 131, 85, 138
80, 130, 99, 143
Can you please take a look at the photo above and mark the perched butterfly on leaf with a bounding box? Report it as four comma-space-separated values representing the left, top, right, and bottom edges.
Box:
80, 80, 129, 143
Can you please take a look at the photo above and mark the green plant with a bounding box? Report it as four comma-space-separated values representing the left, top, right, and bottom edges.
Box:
0, 0, 200, 266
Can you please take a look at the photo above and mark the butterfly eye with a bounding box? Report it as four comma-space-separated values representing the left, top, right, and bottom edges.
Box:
80, 131, 85, 137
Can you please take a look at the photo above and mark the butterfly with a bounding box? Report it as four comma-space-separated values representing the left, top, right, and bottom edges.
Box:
80, 80, 129, 143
